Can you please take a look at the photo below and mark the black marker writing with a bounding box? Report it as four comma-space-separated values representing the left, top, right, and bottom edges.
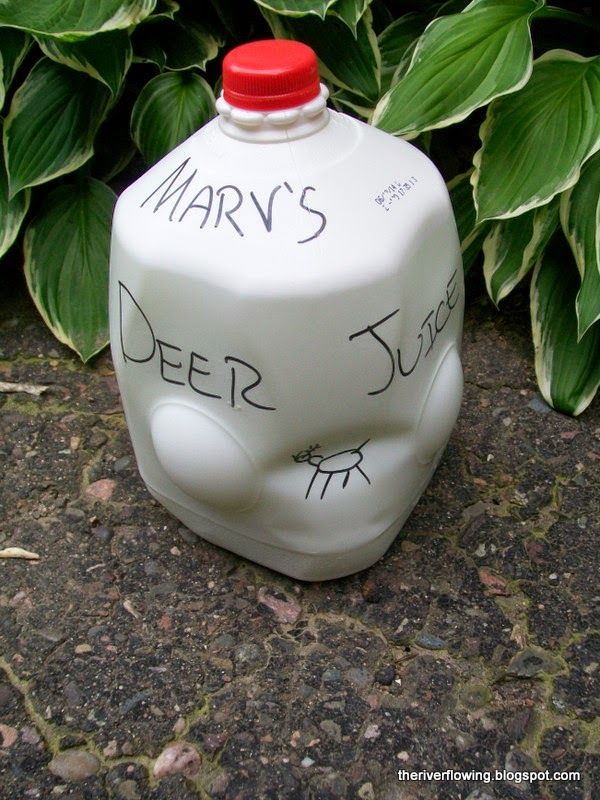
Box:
349, 270, 460, 395
118, 282, 276, 411
140, 159, 327, 244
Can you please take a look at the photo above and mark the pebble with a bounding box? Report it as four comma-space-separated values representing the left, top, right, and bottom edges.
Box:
0, 724, 18, 747
528, 394, 552, 413
257, 586, 301, 624
233, 642, 264, 668
64, 507, 86, 522
116, 779, 140, 800
94, 526, 113, 543
153, 742, 201, 778
21, 726, 41, 745
345, 667, 371, 689
320, 719, 341, 743
103, 740, 118, 757
363, 723, 380, 740
506, 647, 562, 678
113, 457, 131, 473
86, 479, 116, 501
48, 750, 100, 781
322, 667, 341, 684
63, 681, 83, 707
301, 757, 314, 768
375, 664, 395, 685
74, 644, 92, 654
358, 784, 376, 800
416, 631, 446, 650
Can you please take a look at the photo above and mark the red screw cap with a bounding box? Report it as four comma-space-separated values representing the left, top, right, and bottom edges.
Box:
222, 39, 321, 112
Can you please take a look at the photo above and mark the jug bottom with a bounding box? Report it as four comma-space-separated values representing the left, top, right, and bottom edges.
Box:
146, 484, 417, 581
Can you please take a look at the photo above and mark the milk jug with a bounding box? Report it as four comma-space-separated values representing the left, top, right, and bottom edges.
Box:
109, 39, 464, 581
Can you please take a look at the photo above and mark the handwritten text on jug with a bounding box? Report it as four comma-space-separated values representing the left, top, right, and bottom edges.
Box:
140, 158, 327, 244
349, 270, 460, 396
118, 283, 276, 411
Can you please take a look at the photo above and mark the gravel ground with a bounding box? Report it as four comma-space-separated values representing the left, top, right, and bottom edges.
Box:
1, 275, 598, 800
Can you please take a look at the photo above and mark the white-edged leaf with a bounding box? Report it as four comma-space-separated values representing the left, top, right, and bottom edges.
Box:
530, 235, 600, 416
3, 58, 111, 196
330, 87, 373, 119
0, 28, 30, 110
378, 12, 429, 93
329, 0, 371, 34
253, 0, 338, 19
483, 198, 559, 306
0, 140, 29, 257
24, 178, 116, 362
473, 50, 600, 222
0, 1, 156, 40
131, 72, 215, 166
36, 30, 132, 96
147, 0, 179, 20
447, 170, 489, 275
372, 0, 542, 137
560, 152, 600, 339
263, 7, 380, 102
132, 17, 221, 72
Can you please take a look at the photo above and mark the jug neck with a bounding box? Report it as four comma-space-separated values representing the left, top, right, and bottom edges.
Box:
216, 84, 330, 143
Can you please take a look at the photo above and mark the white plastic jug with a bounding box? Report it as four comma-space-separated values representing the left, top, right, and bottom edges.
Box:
109, 39, 464, 581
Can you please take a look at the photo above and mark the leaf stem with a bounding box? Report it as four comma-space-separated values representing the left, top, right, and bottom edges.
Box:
534, 6, 600, 33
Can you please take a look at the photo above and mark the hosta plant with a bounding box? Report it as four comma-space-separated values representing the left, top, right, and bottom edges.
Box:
1, 0, 598, 415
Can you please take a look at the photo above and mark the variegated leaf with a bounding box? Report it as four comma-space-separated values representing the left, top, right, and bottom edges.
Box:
378, 12, 429, 93
37, 30, 132, 96
447, 170, 489, 275
0, 28, 30, 111
372, 0, 542, 137
483, 198, 559, 306
329, 0, 371, 34
560, 152, 600, 339
0, 138, 29, 258
473, 50, 600, 222
24, 178, 116, 362
263, 7, 380, 102
3, 59, 111, 196
131, 72, 215, 165
133, 17, 221, 72
0, 1, 156, 40
530, 236, 600, 416
253, 0, 338, 19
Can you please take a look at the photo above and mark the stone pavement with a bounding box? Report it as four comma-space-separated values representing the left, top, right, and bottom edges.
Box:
0, 276, 598, 800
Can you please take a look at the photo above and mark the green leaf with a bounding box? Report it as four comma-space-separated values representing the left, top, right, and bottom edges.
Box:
372, 0, 542, 137
378, 13, 429, 93
0, 28, 30, 110
131, 71, 215, 166
329, 0, 371, 34
483, 198, 559, 306
23, 178, 116, 362
473, 50, 600, 222
0, 1, 156, 40
330, 87, 374, 119
560, 152, 600, 339
264, 7, 380, 102
3, 58, 111, 196
0, 143, 29, 258
132, 17, 221, 72
148, 0, 180, 20
36, 30, 132, 96
253, 0, 338, 19
447, 170, 489, 275
530, 235, 600, 416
